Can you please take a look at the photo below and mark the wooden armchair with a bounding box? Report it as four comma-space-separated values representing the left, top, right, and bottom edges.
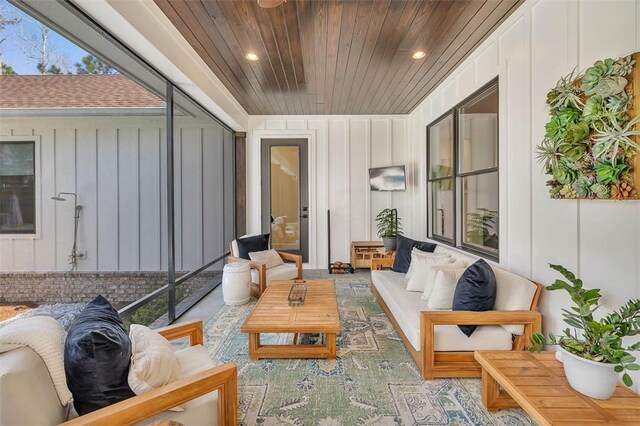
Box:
228, 242, 302, 296
61, 320, 237, 426
371, 257, 543, 380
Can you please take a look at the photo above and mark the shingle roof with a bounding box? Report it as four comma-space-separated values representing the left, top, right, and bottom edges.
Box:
0, 74, 164, 109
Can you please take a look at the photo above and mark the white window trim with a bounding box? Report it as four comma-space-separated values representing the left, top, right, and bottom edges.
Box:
0, 135, 42, 240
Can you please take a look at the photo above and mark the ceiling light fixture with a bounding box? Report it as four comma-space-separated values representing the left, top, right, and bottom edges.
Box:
246, 52, 259, 61
257, 0, 286, 8
412, 51, 426, 59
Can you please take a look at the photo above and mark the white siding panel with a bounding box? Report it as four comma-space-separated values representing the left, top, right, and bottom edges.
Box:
577, 0, 639, 317
530, 0, 579, 335
499, 16, 531, 276
12, 240, 33, 271
54, 129, 76, 270
328, 119, 348, 262
180, 127, 204, 270
308, 119, 328, 268
76, 128, 98, 271
139, 128, 162, 270
34, 127, 56, 271
202, 126, 225, 261
475, 43, 499, 84
349, 119, 369, 242
96, 128, 119, 271
117, 128, 140, 271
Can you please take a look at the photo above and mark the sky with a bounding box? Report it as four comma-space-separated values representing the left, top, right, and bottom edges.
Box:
0, 0, 89, 74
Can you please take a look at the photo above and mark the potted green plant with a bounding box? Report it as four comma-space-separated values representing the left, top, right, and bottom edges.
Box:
530, 264, 640, 399
375, 208, 403, 251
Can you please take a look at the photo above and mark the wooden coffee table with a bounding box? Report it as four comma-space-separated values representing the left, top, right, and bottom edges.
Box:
475, 351, 640, 425
240, 279, 340, 360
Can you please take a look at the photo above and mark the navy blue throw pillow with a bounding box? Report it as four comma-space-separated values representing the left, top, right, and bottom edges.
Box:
452, 259, 497, 337
392, 235, 437, 273
64, 295, 135, 415
236, 233, 270, 259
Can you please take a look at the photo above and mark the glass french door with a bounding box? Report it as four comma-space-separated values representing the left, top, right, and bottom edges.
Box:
261, 139, 309, 262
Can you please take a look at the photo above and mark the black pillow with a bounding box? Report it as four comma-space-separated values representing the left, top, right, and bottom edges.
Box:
236, 233, 270, 259
392, 235, 437, 273
452, 259, 497, 337
64, 295, 135, 415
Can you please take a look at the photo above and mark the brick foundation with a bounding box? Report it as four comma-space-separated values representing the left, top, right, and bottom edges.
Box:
0, 271, 220, 305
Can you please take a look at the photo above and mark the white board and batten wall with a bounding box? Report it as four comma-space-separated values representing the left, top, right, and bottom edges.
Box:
406, 0, 640, 387
247, 116, 412, 269
0, 115, 232, 273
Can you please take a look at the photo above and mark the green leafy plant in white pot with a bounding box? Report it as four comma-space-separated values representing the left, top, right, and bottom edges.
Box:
530, 264, 640, 399
375, 208, 403, 251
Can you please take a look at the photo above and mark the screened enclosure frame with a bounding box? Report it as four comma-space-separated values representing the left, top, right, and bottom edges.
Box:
14, 0, 237, 325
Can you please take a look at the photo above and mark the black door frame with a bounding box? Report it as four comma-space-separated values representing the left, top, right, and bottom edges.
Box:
260, 138, 309, 262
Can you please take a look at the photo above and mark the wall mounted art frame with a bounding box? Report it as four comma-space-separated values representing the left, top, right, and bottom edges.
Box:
536, 53, 640, 200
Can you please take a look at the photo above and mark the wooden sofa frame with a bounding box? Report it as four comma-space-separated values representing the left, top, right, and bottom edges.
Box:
228, 243, 303, 296
371, 258, 542, 380
61, 320, 237, 426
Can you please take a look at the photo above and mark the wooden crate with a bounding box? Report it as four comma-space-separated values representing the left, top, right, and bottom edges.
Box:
350, 241, 395, 269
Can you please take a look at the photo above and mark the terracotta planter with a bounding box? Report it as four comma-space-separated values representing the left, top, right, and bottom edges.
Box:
558, 347, 618, 400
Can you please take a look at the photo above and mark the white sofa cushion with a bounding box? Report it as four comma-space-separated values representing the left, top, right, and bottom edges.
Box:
491, 266, 538, 335
432, 324, 513, 352
405, 249, 450, 280
249, 249, 284, 269
371, 270, 513, 352
0, 347, 68, 426
423, 260, 467, 300
250, 263, 298, 286
405, 253, 454, 292
134, 344, 218, 426
427, 268, 466, 310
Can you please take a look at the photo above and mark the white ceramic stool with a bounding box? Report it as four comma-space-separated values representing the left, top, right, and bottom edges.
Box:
222, 262, 251, 306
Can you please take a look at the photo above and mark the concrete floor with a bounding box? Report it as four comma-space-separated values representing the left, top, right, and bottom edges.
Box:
175, 268, 371, 324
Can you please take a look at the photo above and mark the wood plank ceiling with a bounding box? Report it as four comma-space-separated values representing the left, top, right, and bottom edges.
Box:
154, 0, 523, 115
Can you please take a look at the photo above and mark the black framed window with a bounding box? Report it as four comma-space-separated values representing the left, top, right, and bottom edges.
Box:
0, 141, 36, 235
427, 80, 499, 260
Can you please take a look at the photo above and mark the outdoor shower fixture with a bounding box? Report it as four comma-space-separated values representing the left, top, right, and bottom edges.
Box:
51, 192, 84, 270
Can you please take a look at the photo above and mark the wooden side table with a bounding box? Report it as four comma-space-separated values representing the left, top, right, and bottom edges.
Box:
351, 241, 395, 269
474, 351, 640, 425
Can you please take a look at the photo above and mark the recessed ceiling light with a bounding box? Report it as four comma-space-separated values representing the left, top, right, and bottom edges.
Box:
413, 51, 426, 59
246, 53, 259, 61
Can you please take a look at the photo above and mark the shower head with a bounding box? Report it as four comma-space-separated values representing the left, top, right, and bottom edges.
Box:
52, 192, 77, 202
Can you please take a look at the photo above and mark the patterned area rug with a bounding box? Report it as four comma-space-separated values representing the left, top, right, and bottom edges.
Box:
203, 277, 533, 425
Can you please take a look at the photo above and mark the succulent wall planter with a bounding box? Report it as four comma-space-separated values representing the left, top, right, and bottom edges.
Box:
536, 53, 640, 199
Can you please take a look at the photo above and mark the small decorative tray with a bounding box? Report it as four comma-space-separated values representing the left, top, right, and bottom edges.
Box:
288, 281, 307, 306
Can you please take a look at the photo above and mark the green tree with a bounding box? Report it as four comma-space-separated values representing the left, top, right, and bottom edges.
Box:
75, 54, 116, 75
1, 63, 16, 74
0, 2, 22, 74
37, 62, 61, 74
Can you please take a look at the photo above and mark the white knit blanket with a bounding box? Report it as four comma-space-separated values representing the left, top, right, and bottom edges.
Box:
0, 315, 73, 405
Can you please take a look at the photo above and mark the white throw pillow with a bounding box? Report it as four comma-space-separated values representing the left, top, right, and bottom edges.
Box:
406, 254, 454, 292
422, 260, 468, 300
405, 248, 450, 280
427, 268, 467, 310
249, 249, 284, 269
128, 324, 182, 410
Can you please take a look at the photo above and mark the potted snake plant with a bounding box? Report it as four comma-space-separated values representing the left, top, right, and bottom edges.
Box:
375, 208, 403, 251
530, 264, 640, 399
